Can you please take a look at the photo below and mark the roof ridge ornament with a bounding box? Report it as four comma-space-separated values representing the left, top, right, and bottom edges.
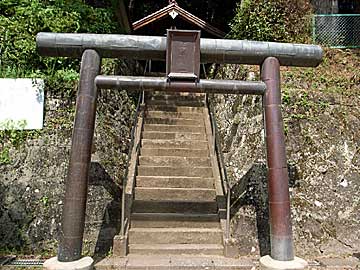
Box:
169, 9, 178, 19
169, 0, 178, 5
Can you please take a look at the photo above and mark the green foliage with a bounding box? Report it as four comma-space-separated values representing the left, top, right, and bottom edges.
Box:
0, 0, 122, 96
229, 0, 312, 43
0, 119, 27, 146
282, 88, 291, 105
0, 119, 40, 165
40, 196, 49, 207
282, 48, 360, 95
0, 147, 11, 165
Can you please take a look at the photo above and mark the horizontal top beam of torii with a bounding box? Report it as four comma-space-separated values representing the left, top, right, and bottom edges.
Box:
36, 32, 323, 67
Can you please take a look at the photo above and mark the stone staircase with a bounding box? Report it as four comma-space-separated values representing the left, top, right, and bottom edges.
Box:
130, 92, 223, 256
96, 92, 253, 269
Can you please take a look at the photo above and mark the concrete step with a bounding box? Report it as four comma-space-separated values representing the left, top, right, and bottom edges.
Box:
96, 254, 255, 269
145, 111, 204, 119
148, 94, 205, 101
135, 187, 216, 201
129, 227, 223, 245
140, 148, 209, 157
128, 244, 224, 256
145, 117, 204, 126
138, 156, 211, 167
136, 176, 214, 189
144, 124, 205, 133
132, 200, 218, 214
151, 91, 204, 96
146, 105, 204, 113
137, 166, 213, 177
146, 99, 205, 107
142, 131, 206, 140
131, 213, 220, 228
141, 139, 208, 150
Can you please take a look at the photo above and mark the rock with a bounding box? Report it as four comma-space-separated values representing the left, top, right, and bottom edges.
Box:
0, 88, 134, 256
316, 256, 360, 269
320, 239, 353, 256
212, 62, 360, 258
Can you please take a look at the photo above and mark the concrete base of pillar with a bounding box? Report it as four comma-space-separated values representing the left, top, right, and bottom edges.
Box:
260, 255, 308, 270
113, 234, 128, 257
43, 256, 94, 270
223, 238, 239, 258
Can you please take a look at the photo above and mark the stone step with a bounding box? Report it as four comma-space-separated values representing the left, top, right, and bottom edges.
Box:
137, 166, 213, 177
140, 148, 209, 157
148, 94, 204, 102
146, 105, 204, 113
145, 111, 204, 119
145, 117, 204, 126
138, 156, 211, 167
131, 213, 220, 228
96, 255, 255, 269
144, 124, 205, 133
129, 227, 223, 245
151, 91, 204, 96
135, 187, 216, 201
146, 99, 205, 107
128, 244, 224, 256
136, 176, 214, 189
141, 139, 208, 150
132, 200, 218, 214
142, 131, 206, 140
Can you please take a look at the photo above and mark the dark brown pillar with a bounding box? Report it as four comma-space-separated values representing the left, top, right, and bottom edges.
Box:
58, 50, 101, 262
261, 57, 294, 261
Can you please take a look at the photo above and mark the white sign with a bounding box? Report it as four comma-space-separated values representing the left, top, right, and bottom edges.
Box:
0, 78, 44, 130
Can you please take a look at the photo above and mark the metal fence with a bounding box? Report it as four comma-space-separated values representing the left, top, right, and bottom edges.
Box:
313, 14, 360, 48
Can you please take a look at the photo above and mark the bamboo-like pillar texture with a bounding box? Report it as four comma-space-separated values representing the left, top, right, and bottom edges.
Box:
261, 57, 294, 261
58, 49, 101, 262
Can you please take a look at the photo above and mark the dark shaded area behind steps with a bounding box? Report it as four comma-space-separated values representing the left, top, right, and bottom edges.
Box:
88, 162, 121, 262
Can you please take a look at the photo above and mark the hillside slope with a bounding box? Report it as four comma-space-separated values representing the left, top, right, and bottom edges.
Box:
213, 48, 360, 259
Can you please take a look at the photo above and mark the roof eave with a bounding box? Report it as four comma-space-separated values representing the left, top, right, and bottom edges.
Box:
132, 3, 225, 38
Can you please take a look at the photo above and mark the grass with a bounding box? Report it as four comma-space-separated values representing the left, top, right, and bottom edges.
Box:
281, 48, 360, 96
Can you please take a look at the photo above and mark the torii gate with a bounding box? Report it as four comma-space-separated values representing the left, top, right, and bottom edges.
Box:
37, 31, 323, 270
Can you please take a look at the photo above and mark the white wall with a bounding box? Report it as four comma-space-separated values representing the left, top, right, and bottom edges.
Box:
0, 78, 44, 130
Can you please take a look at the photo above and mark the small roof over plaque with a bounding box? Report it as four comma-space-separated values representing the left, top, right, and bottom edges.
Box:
166, 29, 200, 82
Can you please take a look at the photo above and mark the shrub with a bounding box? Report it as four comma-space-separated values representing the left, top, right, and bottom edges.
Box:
229, 0, 312, 43
0, 0, 122, 97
